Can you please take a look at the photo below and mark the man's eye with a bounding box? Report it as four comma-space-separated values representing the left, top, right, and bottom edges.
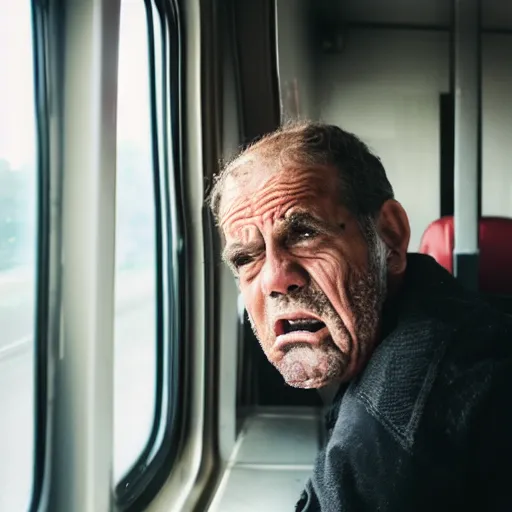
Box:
287, 225, 317, 243
232, 254, 253, 269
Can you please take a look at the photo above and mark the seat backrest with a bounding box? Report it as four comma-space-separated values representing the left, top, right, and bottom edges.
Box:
419, 216, 512, 295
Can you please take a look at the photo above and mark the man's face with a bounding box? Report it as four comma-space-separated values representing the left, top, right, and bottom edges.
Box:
220, 161, 389, 389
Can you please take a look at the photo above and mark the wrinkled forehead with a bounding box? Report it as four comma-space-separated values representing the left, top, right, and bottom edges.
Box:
218, 156, 340, 234
218, 155, 274, 216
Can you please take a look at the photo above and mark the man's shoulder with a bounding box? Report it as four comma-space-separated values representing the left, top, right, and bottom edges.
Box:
347, 255, 512, 453
405, 254, 512, 373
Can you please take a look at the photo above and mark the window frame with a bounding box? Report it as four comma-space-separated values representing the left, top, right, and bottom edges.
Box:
28, 0, 52, 510
114, 0, 188, 508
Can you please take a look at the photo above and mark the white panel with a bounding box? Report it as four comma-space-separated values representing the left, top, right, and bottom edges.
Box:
50, 0, 120, 509
482, 34, 512, 218
318, 29, 449, 251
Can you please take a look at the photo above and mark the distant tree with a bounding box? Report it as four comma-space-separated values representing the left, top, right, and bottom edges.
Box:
116, 141, 155, 270
0, 158, 35, 270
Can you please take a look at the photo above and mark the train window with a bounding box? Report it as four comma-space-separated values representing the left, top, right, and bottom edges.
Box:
0, 0, 38, 509
114, 0, 157, 481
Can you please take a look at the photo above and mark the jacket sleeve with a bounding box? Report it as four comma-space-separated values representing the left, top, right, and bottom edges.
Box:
294, 392, 485, 512
296, 359, 512, 512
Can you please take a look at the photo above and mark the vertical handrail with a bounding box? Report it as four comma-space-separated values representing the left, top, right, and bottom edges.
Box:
453, 0, 481, 291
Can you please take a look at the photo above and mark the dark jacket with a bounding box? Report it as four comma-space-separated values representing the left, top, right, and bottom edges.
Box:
296, 253, 512, 511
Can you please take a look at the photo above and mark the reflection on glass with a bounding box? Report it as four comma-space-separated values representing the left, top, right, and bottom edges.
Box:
0, 0, 37, 510
114, 0, 157, 482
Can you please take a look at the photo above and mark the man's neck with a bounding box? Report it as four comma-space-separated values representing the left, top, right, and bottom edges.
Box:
317, 380, 344, 405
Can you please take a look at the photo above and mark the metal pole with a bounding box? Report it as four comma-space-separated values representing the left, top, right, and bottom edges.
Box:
453, 0, 481, 291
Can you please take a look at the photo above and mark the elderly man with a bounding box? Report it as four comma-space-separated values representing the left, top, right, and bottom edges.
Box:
209, 122, 512, 511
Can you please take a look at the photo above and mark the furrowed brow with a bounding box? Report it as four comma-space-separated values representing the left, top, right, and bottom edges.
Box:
222, 240, 264, 265
222, 244, 241, 265
282, 211, 334, 235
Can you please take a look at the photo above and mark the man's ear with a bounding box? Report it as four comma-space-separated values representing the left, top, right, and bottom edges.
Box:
376, 199, 410, 276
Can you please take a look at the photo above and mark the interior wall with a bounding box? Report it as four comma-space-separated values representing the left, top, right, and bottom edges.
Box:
482, 34, 512, 218
323, 0, 450, 26
314, 0, 512, 29
316, 27, 512, 250
317, 29, 449, 251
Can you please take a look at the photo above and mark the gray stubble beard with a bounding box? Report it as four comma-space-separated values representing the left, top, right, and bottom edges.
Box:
246, 221, 389, 387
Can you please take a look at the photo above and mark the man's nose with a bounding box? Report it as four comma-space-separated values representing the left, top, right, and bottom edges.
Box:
260, 249, 309, 298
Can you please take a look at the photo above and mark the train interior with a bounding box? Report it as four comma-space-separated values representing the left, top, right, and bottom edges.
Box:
1, 0, 511, 510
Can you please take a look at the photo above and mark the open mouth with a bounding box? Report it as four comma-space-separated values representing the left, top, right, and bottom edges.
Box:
273, 313, 331, 352
275, 317, 326, 336
275, 314, 325, 336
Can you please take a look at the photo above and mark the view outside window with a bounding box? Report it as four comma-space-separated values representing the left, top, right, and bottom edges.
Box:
0, 0, 38, 509
114, 0, 158, 481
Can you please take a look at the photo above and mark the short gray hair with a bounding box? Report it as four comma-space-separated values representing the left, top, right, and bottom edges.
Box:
208, 121, 394, 225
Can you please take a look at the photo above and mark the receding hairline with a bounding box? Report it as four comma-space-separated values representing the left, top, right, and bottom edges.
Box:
209, 122, 323, 220
208, 121, 394, 225
211, 149, 343, 224
215, 154, 341, 222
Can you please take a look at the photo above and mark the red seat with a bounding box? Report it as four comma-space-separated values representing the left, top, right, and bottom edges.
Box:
418, 216, 512, 295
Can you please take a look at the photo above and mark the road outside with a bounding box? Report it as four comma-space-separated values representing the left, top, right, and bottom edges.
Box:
0, 267, 157, 511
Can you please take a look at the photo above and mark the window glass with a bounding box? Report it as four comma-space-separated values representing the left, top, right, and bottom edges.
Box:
0, 0, 37, 509
114, 0, 157, 481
